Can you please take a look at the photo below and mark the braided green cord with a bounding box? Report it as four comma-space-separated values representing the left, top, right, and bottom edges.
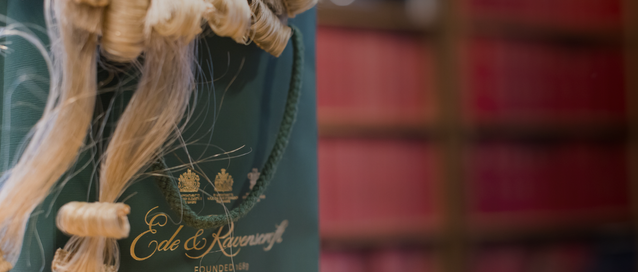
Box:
153, 24, 304, 230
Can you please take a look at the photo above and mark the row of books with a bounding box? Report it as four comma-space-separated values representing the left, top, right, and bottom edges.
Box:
465, 37, 625, 123
319, 138, 437, 235
317, 27, 626, 125
316, 27, 434, 126
319, 138, 630, 233
468, 0, 623, 30
468, 140, 628, 213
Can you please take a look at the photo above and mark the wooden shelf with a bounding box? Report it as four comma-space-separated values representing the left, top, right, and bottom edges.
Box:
318, 117, 628, 141
470, 222, 633, 245
470, 16, 624, 45
469, 120, 628, 141
321, 220, 440, 249
624, 0, 638, 270
318, 119, 433, 139
468, 210, 632, 244
321, 230, 440, 249
317, 1, 431, 32
319, 211, 632, 248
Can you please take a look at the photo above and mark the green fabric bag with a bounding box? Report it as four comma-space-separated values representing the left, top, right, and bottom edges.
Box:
0, 1, 319, 271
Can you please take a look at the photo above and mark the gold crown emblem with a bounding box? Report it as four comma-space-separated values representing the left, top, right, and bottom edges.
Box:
178, 169, 200, 193
214, 169, 234, 192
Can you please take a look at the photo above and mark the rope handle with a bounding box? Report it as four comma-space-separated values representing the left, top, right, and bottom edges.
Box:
153, 24, 304, 230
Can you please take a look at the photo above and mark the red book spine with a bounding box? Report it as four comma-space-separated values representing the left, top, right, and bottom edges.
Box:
316, 27, 434, 126
466, 37, 625, 123
319, 138, 437, 236
468, 141, 629, 222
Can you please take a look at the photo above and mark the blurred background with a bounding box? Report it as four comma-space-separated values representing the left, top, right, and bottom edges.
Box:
315, 0, 638, 271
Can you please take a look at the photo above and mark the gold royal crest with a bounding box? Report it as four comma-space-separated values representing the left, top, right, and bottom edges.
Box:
178, 169, 200, 193
214, 169, 234, 192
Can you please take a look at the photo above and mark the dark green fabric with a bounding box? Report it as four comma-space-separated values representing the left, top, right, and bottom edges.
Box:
1, 1, 57, 271
154, 24, 304, 230
1, 1, 318, 271
0, 0, 6, 134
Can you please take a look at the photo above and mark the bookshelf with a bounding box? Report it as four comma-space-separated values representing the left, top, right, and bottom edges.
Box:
318, 119, 628, 140
317, 0, 634, 271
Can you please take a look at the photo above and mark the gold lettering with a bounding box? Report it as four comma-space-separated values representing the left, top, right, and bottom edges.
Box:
185, 229, 207, 250
186, 223, 240, 258
222, 237, 233, 248
196, 263, 249, 271
132, 206, 289, 261
170, 239, 181, 251
130, 229, 156, 261
239, 236, 250, 247
232, 236, 241, 247
264, 220, 288, 251
259, 233, 273, 245
251, 234, 262, 245
130, 207, 167, 261
247, 235, 257, 246
158, 225, 183, 251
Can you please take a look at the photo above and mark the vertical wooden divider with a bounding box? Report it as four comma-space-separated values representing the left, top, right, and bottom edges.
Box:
624, 0, 638, 267
433, 0, 468, 271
